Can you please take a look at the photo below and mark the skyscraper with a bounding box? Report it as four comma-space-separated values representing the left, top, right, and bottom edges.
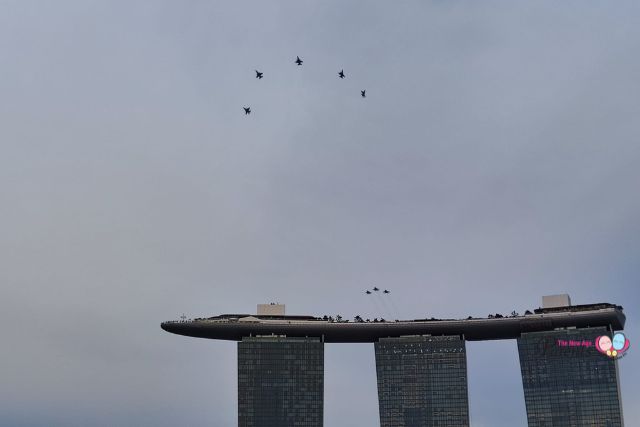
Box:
162, 297, 627, 426
518, 327, 624, 426
237, 336, 324, 427
374, 335, 470, 427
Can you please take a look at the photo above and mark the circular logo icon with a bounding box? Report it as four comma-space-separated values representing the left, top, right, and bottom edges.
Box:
597, 336, 612, 353
596, 333, 630, 358
612, 333, 626, 350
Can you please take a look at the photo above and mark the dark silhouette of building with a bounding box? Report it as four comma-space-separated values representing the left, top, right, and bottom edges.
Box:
238, 336, 324, 427
375, 335, 469, 427
161, 297, 627, 426
518, 327, 624, 427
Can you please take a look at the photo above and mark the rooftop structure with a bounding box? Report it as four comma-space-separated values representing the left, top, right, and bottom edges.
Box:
161, 302, 625, 343
257, 303, 285, 316
542, 294, 571, 309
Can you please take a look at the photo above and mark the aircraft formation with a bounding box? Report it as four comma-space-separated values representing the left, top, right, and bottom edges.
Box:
363, 286, 398, 321
365, 287, 390, 295
243, 55, 366, 115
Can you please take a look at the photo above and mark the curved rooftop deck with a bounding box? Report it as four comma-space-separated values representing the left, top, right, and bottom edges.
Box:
161, 303, 625, 343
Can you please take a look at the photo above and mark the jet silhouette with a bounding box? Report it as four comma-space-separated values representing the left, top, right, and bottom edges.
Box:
243, 107, 251, 115
365, 290, 372, 295
295, 56, 303, 66
361, 90, 366, 98
338, 69, 345, 79
373, 287, 380, 291
383, 290, 390, 294
255, 70, 263, 79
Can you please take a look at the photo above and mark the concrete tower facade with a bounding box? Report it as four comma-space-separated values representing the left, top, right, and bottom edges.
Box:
374, 335, 470, 427
518, 327, 624, 427
237, 336, 324, 427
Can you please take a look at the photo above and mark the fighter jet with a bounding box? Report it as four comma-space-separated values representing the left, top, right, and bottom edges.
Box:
373, 287, 380, 291
383, 290, 390, 294
295, 56, 303, 66
365, 290, 372, 295
243, 107, 251, 115
338, 69, 345, 79
361, 90, 366, 98
255, 70, 263, 79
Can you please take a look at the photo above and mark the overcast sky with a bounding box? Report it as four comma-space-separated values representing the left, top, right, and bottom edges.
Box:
1, 1, 639, 426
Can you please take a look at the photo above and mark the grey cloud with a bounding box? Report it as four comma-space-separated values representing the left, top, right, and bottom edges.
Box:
1, 1, 639, 426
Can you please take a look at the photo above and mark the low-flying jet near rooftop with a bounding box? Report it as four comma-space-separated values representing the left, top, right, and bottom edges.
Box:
295, 56, 303, 66
255, 70, 263, 79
